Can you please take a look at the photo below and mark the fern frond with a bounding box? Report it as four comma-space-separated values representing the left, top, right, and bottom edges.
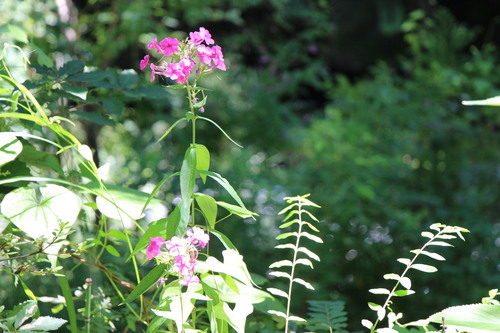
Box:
365, 223, 469, 333
267, 194, 323, 333
307, 300, 348, 333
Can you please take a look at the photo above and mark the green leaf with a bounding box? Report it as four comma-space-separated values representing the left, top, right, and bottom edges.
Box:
58, 60, 84, 77
14, 300, 37, 329
428, 241, 453, 247
60, 83, 88, 100
130, 218, 167, 259
18, 142, 64, 176
397, 258, 411, 266
210, 229, 238, 251
428, 304, 500, 332
361, 319, 373, 329
84, 182, 162, 221
410, 249, 445, 261
105, 245, 120, 257
269, 271, 291, 279
300, 232, 323, 243
216, 201, 256, 218
295, 258, 314, 268
166, 206, 181, 239
421, 231, 434, 238
0, 133, 22, 167
195, 144, 210, 183
293, 278, 314, 290
102, 97, 125, 116
108, 229, 127, 241
200, 170, 251, 213
276, 232, 298, 240
393, 289, 415, 296
195, 194, 217, 228
1, 184, 81, 239
297, 247, 320, 261
121, 264, 167, 305
179, 146, 196, 231
369, 288, 391, 295
71, 111, 114, 125
410, 264, 437, 273
267, 289, 289, 299
18, 316, 67, 331
7, 24, 28, 43
198, 116, 242, 148
462, 96, 500, 106
269, 260, 293, 268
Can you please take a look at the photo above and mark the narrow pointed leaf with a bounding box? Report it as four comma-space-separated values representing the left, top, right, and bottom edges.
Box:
410, 264, 437, 273
267, 288, 288, 299
301, 232, 323, 243
269, 260, 293, 268
269, 271, 291, 279
428, 241, 453, 247
383, 273, 400, 281
195, 144, 210, 183
421, 231, 434, 238
295, 258, 313, 268
293, 278, 314, 290
121, 264, 167, 304
411, 249, 445, 261
289, 315, 306, 322
397, 258, 411, 266
393, 289, 415, 296
369, 288, 391, 295
297, 247, 320, 261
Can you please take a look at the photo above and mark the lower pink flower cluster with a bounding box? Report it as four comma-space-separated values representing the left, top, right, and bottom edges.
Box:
140, 27, 226, 84
146, 227, 209, 286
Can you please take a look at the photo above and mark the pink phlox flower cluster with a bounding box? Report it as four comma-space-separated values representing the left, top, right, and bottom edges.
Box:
145, 227, 209, 286
139, 27, 226, 84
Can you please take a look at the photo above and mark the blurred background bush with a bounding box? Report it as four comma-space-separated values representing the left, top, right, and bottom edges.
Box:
1, 0, 499, 330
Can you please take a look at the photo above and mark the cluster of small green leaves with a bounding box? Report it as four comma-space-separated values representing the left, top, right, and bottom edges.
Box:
363, 223, 469, 333
267, 194, 323, 333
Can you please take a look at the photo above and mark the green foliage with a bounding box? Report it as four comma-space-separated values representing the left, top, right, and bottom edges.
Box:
267, 194, 323, 332
0, 300, 66, 332
363, 223, 469, 332
306, 300, 348, 333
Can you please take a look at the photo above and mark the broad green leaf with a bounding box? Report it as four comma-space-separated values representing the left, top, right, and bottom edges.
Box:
60, 83, 88, 100
108, 229, 127, 240
1, 184, 81, 239
14, 300, 37, 328
7, 24, 28, 43
0, 133, 22, 167
428, 304, 500, 332
195, 194, 217, 228
18, 316, 67, 331
58, 60, 84, 77
201, 273, 269, 304
369, 288, 391, 295
393, 289, 415, 296
216, 201, 256, 218
368, 302, 382, 311
121, 264, 167, 304
462, 96, 500, 106
410, 249, 445, 261
105, 245, 120, 257
269, 260, 293, 268
84, 183, 162, 221
102, 97, 125, 116
410, 264, 437, 273
71, 111, 114, 125
18, 142, 64, 176
195, 144, 210, 183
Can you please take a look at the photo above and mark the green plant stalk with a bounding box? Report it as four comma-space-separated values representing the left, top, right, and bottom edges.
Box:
85, 278, 92, 333
370, 227, 450, 332
57, 270, 78, 333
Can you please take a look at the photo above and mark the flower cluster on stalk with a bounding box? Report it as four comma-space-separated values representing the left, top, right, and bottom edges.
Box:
146, 227, 209, 286
140, 27, 226, 84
